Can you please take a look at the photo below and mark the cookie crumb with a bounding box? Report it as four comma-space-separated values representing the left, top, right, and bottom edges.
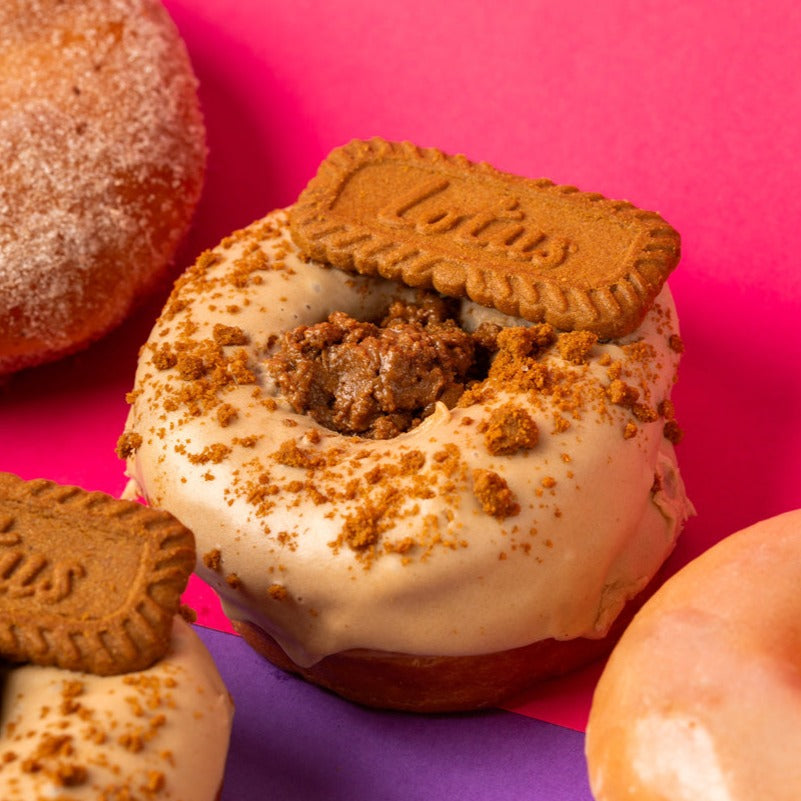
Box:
202, 549, 222, 571
116, 432, 143, 459
557, 330, 598, 363
341, 504, 382, 550
483, 404, 539, 455
668, 334, 684, 353
213, 324, 249, 346
607, 379, 640, 407
472, 469, 520, 519
663, 419, 684, 444
216, 403, 239, 427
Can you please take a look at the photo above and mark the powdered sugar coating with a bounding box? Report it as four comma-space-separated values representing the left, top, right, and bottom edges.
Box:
0, 0, 206, 374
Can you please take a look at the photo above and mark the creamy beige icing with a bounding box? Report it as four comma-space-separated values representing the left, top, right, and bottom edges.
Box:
0, 618, 232, 799
120, 209, 693, 668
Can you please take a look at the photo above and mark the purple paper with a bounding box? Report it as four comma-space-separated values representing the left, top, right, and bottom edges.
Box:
198, 627, 593, 801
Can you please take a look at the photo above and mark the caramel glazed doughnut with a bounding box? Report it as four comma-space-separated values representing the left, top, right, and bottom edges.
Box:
118, 208, 694, 712
0, 617, 233, 800
585, 510, 801, 801
0, 0, 205, 376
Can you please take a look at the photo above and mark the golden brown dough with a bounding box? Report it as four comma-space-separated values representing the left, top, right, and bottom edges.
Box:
586, 510, 801, 801
234, 592, 648, 713
0, 0, 206, 375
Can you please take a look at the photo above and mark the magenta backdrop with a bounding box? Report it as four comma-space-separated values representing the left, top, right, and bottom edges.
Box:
2, 0, 800, 736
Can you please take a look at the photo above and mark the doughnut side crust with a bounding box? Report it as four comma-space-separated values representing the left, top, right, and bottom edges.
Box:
232, 591, 652, 712
0, 0, 206, 375
0, 618, 233, 800
120, 210, 693, 682
585, 510, 801, 801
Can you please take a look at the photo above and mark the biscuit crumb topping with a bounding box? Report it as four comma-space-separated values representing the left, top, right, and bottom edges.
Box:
116, 431, 143, 459
472, 469, 520, 519
482, 404, 540, 455
120, 213, 686, 579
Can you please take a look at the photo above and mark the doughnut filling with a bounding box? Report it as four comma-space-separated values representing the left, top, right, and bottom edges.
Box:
0, 618, 232, 800
119, 209, 693, 672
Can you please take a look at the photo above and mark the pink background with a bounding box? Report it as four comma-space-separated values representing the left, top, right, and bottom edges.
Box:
2, 0, 801, 733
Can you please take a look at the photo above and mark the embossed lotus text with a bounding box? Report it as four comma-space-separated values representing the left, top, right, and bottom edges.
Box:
290, 139, 681, 337
375, 175, 571, 269
0, 541, 85, 604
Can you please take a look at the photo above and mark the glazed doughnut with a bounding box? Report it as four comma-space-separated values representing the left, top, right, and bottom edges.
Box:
585, 510, 801, 801
118, 201, 693, 711
0, 617, 233, 800
0, 0, 205, 376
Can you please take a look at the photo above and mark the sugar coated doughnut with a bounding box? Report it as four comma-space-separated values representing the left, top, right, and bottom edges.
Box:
119, 206, 693, 711
0, 0, 206, 376
585, 510, 801, 801
0, 617, 233, 800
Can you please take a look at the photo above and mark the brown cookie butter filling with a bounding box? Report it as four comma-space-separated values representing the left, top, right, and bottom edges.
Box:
266, 295, 498, 439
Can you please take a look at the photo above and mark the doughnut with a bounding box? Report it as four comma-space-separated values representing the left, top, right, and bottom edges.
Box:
585, 510, 801, 801
0, 473, 233, 797
0, 617, 233, 801
118, 141, 693, 711
0, 0, 206, 376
